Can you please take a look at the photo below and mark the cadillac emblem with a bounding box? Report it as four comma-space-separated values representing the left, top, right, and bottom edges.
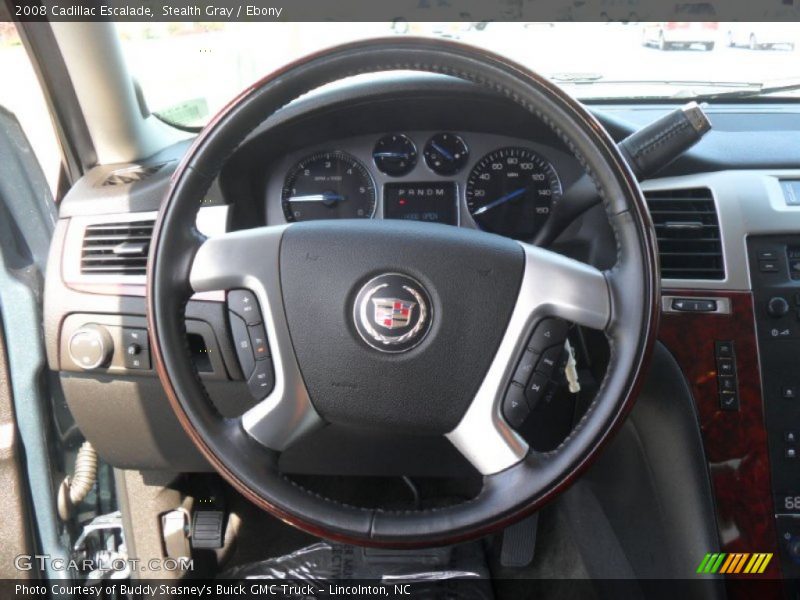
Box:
353, 273, 432, 352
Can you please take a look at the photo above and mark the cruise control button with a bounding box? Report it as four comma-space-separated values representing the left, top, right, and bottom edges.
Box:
248, 324, 270, 359
526, 372, 550, 409
503, 383, 530, 428
512, 350, 537, 385
229, 312, 255, 378
228, 290, 261, 325
528, 318, 568, 354
248, 360, 275, 400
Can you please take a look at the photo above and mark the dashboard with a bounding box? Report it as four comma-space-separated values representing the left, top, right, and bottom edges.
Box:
264, 131, 585, 241
42, 72, 800, 583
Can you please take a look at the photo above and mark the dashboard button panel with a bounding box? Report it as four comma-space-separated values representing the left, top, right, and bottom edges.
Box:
502, 317, 569, 429
748, 235, 800, 575
122, 328, 151, 370
714, 340, 739, 411
227, 289, 274, 398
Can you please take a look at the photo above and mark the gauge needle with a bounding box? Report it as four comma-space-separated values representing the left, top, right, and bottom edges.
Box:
288, 193, 345, 204
431, 142, 454, 161
472, 187, 528, 216
374, 152, 412, 160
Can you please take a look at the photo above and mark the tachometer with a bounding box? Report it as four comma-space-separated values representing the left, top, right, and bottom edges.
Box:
465, 147, 561, 239
281, 151, 376, 222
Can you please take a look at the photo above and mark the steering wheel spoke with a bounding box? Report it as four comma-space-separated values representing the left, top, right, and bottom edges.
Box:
189, 225, 287, 293
189, 225, 323, 450
517, 242, 612, 330
447, 243, 611, 476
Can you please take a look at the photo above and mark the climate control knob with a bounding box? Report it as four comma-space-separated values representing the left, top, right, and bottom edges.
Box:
767, 296, 790, 318
68, 326, 113, 370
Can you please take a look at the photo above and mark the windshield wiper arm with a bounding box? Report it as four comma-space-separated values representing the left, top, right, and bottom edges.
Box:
549, 74, 765, 89
693, 80, 800, 100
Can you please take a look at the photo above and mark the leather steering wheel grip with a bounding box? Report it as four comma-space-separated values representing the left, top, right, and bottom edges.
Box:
147, 37, 660, 546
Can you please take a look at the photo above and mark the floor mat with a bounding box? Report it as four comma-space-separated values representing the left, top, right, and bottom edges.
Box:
220, 540, 494, 599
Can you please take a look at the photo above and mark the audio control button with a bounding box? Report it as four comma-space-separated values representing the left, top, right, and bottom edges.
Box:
768, 296, 791, 318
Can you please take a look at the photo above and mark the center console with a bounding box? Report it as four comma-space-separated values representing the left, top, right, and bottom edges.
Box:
748, 235, 800, 580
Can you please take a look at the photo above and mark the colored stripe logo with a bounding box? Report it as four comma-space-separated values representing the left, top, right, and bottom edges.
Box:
696, 552, 772, 574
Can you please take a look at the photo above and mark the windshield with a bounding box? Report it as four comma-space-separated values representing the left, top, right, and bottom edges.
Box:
116, 22, 800, 128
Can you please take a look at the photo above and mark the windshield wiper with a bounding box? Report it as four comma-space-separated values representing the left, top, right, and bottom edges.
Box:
551, 74, 800, 101
692, 79, 800, 100
550, 72, 604, 83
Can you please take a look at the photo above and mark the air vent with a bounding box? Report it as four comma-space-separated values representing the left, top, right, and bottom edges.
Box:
644, 188, 725, 280
80, 220, 154, 275
99, 163, 167, 187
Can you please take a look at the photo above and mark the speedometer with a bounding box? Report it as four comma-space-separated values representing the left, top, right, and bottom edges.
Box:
281, 151, 376, 222
465, 147, 562, 239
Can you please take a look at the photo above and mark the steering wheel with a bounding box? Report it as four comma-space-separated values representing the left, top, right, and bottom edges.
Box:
147, 37, 659, 547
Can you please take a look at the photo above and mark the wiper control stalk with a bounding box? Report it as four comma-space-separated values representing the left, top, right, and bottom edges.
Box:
618, 102, 712, 180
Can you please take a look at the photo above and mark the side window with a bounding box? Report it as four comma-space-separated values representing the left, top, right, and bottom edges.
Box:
0, 23, 62, 198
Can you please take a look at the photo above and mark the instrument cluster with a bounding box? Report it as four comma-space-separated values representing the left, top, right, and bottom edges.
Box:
273, 131, 575, 241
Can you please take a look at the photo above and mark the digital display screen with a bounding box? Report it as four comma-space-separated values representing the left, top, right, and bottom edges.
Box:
383, 182, 458, 225
781, 180, 800, 206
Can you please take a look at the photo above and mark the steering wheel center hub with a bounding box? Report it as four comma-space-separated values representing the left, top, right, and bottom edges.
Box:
353, 273, 432, 353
